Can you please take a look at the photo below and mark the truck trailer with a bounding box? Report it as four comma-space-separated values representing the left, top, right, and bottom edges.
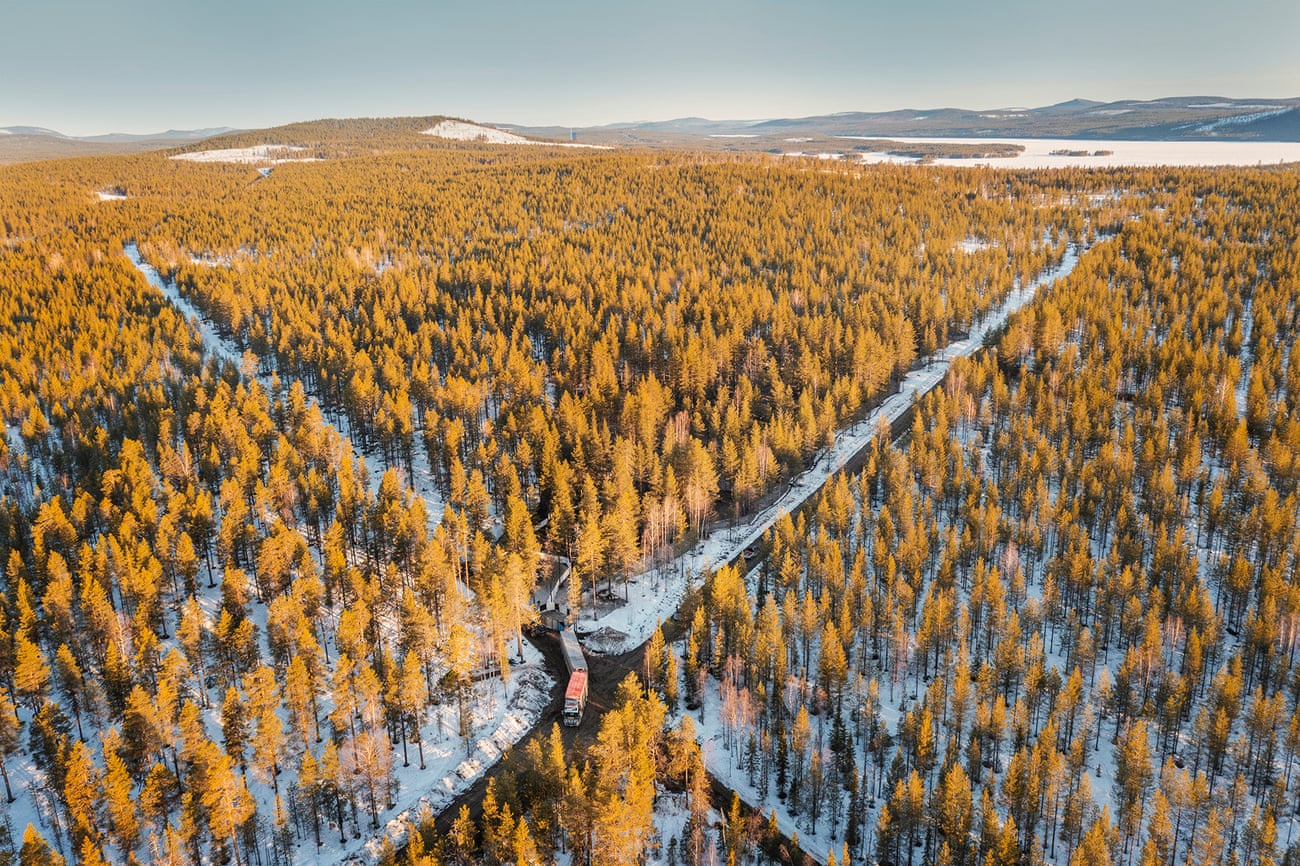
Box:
559, 628, 588, 726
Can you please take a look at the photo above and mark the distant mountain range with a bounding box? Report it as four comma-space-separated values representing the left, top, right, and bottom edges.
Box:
0, 125, 238, 143
4, 97, 1299, 165
0, 125, 239, 164
500, 96, 1300, 147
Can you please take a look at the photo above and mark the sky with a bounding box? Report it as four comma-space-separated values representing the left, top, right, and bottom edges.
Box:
3, 0, 1298, 136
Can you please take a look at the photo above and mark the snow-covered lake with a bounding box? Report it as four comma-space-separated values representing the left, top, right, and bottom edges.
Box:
837, 136, 1300, 168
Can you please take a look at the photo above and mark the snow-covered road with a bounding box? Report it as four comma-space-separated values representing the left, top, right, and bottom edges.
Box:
573, 241, 1085, 656
123, 244, 539, 866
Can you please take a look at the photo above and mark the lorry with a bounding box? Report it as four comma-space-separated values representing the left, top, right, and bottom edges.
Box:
559, 627, 588, 726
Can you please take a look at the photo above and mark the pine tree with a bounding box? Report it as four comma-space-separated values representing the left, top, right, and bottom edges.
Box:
576, 477, 607, 620
62, 738, 101, 851
202, 751, 255, 866
1114, 720, 1154, 855
285, 654, 318, 752
664, 646, 680, 710
19, 825, 66, 866
245, 665, 287, 796
103, 743, 139, 856
934, 762, 974, 866
14, 635, 49, 709
644, 622, 666, 696
221, 686, 250, 777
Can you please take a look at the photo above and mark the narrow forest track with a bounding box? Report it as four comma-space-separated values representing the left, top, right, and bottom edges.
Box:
425, 379, 912, 846
426, 377, 919, 838
431, 627, 659, 836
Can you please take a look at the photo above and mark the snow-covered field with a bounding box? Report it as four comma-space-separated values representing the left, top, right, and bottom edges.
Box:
422, 119, 608, 149
171, 144, 317, 164
571, 243, 1084, 656
834, 136, 1300, 168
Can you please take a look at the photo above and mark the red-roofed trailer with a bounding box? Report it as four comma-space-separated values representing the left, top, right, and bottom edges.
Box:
564, 669, 588, 726
559, 628, 588, 726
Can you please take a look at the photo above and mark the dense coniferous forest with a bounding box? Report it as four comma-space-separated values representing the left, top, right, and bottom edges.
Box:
0, 129, 1297, 866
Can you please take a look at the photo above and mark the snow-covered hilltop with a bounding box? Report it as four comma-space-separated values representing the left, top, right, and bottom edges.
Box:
422, 120, 535, 144
422, 119, 608, 149
171, 144, 317, 164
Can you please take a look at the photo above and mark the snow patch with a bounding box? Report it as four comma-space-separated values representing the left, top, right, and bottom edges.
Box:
171, 144, 317, 164
422, 120, 610, 149
582, 626, 630, 656
957, 237, 995, 253
423, 120, 533, 144
1194, 108, 1291, 134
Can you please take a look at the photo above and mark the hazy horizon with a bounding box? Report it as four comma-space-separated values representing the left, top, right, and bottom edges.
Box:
9, 93, 1300, 139
3, 0, 1298, 137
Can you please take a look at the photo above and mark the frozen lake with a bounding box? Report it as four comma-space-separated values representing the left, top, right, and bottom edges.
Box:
839, 136, 1300, 168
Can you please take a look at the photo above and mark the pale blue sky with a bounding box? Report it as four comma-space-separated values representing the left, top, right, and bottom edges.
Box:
3, 0, 1297, 135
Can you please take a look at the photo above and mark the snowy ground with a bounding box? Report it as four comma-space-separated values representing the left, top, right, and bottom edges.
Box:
957, 237, 995, 253
345, 657, 553, 866
571, 243, 1084, 657
646, 792, 721, 866
832, 136, 1300, 168
688, 672, 844, 865
124, 243, 444, 521
171, 145, 317, 164
126, 243, 244, 368
422, 119, 609, 150
119, 244, 545, 866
